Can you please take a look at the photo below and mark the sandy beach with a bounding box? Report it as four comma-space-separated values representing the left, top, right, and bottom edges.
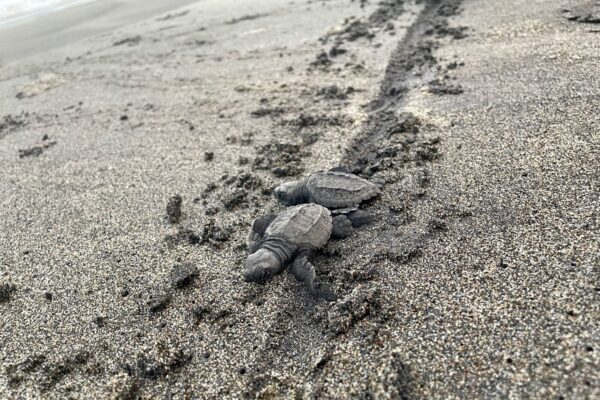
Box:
0, 0, 598, 398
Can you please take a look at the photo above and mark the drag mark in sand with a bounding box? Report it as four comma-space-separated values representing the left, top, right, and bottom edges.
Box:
300, 0, 469, 395
234, 1, 470, 397
18, 134, 57, 158
338, 0, 470, 277
154, 1, 469, 397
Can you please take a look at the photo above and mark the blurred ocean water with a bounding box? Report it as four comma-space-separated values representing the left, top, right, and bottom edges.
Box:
0, 0, 94, 25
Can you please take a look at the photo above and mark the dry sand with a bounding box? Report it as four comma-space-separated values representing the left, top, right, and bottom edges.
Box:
0, 0, 598, 399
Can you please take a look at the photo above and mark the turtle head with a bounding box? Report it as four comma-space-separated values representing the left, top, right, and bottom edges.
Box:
274, 180, 300, 205
243, 249, 282, 284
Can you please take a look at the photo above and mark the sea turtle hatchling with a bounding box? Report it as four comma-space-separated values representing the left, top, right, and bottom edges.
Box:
244, 203, 368, 298
274, 170, 381, 211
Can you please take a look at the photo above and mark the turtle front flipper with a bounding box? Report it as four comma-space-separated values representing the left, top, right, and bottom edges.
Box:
290, 250, 337, 301
248, 213, 278, 253
290, 251, 317, 292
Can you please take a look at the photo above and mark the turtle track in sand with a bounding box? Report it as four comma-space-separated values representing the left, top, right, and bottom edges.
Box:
241, 1, 471, 398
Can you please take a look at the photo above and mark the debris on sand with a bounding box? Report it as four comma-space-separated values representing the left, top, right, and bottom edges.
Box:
222, 189, 248, 211
310, 51, 333, 69
225, 13, 269, 25
18, 140, 56, 158
0, 113, 28, 140
147, 292, 172, 313
251, 107, 286, 118
427, 80, 464, 95
8, 351, 93, 391
164, 220, 231, 248
18, 147, 43, 158
337, 20, 374, 42
202, 220, 232, 245
329, 46, 348, 57
192, 305, 210, 322
93, 316, 107, 328
423, 2, 468, 39
166, 194, 183, 224
122, 341, 192, 381
204, 151, 214, 162
113, 36, 142, 46
170, 263, 198, 289
0, 283, 17, 303
156, 10, 190, 21
316, 85, 355, 100
40, 351, 90, 390
562, 2, 600, 24
5, 355, 46, 387
253, 142, 307, 177
368, 0, 407, 26
282, 112, 349, 136
320, 0, 406, 47
225, 171, 265, 191
164, 228, 202, 247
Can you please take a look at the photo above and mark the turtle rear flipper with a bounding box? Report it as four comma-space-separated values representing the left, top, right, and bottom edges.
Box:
346, 210, 374, 227
331, 215, 354, 238
331, 209, 374, 230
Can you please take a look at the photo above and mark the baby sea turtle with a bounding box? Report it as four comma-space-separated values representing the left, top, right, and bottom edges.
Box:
244, 203, 368, 299
274, 170, 381, 210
